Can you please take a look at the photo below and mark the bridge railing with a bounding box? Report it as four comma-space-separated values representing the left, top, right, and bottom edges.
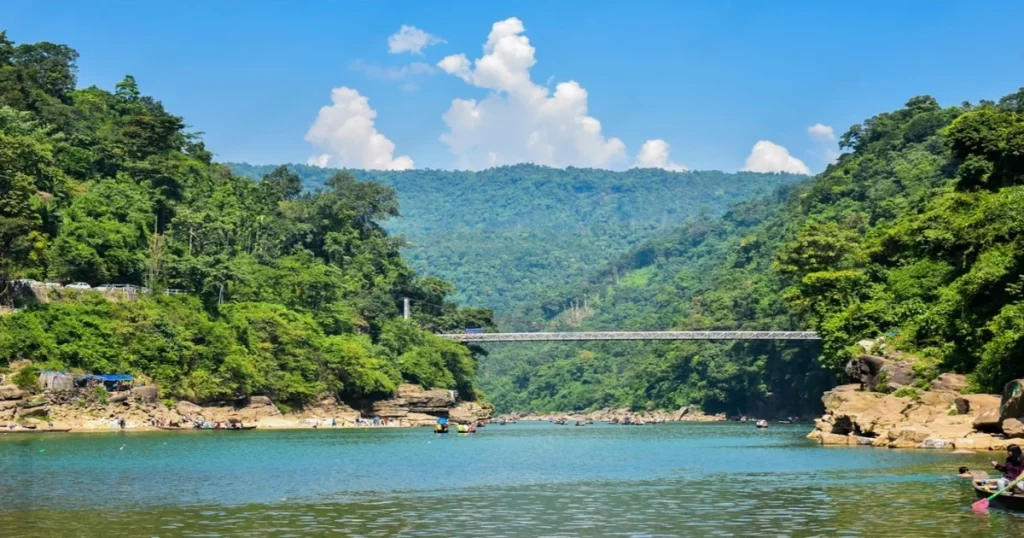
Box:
437, 331, 820, 342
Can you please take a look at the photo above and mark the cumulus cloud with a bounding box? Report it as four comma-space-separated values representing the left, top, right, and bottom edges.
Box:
307, 154, 331, 167
633, 139, 687, 172
435, 17, 628, 169
742, 140, 810, 174
807, 123, 835, 142
305, 87, 414, 170
388, 25, 445, 55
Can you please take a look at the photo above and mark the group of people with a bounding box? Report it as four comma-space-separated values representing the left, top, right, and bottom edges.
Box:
960, 444, 1024, 493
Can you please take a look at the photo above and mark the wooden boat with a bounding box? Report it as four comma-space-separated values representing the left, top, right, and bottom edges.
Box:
1, 427, 72, 434
973, 480, 1024, 511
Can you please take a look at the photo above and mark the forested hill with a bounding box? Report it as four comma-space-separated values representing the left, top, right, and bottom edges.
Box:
480, 90, 1024, 415
0, 33, 492, 407
230, 163, 807, 322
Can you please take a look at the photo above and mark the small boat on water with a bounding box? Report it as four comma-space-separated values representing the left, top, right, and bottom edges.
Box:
973, 480, 1024, 511
2, 427, 72, 434
755, 419, 769, 429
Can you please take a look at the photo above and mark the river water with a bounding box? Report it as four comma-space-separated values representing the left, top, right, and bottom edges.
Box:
1, 422, 1021, 537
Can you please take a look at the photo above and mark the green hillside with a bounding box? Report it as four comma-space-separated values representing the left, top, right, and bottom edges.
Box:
230, 163, 806, 322
0, 33, 490, 406
480, 90, 1024, 415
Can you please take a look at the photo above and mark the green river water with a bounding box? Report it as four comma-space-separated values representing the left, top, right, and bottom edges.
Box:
1, 422, 1021, 537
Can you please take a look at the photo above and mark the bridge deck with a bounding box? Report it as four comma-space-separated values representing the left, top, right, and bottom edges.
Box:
438, 331, 819, 342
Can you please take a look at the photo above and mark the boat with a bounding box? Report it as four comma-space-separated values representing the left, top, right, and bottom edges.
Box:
1, 427, 72, 434
973, 480, 1024, 511
434, 423, 449, 434
755, 419, 769, 428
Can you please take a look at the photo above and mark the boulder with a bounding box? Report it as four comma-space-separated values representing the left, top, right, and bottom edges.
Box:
1000, 379, 1024, 422
16, 405, 50, 419
395, 384, 456, 413
889, 425, 932, 448
930, 373, 968, 392
249, 395, 274, 407
108, 391, 129, 403
0, 400, 20, 410
918, 437, 950, 449
973, 410, 1002, 433
131, 385, 159, 402
670, 406, 691, 421
0, 385, 26, 401
850, 436, 875, 446
819, 432, 850, 446
845, 355, 914, 392
176, 401, 203, 416
954, 397, 971, 415
1002, 418, 1024, 438
953, 433, 1014, 451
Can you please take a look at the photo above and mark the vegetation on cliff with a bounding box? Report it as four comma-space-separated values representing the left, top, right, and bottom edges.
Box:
0, 33, 491, 405
481, 90, 1024, 415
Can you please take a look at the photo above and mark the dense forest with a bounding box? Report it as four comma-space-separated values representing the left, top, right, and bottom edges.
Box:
480, 90, 1024, 415
230, 163, 805, 322
0, 33, 493, 407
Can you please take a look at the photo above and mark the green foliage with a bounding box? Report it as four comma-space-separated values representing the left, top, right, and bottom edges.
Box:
230, 163, 805, 321
12, 364, 40, 392
0, 35, 491, 407
480, 89, 1024, 415
893, 386, 922, 401
92, 385, 108, 405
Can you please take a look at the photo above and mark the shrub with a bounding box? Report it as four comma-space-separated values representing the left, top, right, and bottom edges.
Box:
893, 386, 922, 401
12, 365, 41, 392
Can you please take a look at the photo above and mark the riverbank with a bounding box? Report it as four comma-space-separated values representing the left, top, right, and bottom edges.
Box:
1, 373, 492, 433
806, 355, 1024, 451
500, 405, 728, 424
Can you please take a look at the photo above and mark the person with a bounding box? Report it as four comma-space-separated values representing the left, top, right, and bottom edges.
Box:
991, 444, 1024, 492
331, 417, 337, 427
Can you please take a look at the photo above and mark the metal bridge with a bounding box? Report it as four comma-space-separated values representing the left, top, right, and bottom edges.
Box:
437, 331, 820, 343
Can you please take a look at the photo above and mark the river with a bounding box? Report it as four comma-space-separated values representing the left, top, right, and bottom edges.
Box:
1, 422, 1021, 537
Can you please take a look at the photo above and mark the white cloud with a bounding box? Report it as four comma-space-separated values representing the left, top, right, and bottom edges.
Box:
633, 139, 687, 172
435, 17, 627, 169
305, 87, 414, 170
807, 123, 835, 142
388, 25, 445, 55
351, 60, 437, 81
307, 154, 331, 167
742, 140, 810, 174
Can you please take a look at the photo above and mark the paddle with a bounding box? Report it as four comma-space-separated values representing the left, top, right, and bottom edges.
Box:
972, 472, 1024, 512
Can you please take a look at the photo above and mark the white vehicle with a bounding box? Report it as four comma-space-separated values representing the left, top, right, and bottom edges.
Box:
65, 282, 92, 290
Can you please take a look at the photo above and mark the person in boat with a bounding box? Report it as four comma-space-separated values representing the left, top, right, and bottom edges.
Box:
991, 444, 1024, 492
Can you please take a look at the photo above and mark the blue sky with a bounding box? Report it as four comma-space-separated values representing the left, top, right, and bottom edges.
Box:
7, 1, 1024, 172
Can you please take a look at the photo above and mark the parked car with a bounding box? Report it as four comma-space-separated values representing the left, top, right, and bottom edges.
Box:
65, 282, 92, 290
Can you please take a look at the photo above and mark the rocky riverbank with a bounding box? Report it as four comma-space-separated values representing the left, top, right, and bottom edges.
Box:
502, 405, 727, 424
807, 355, 1024, 450
0, 364, 491, 433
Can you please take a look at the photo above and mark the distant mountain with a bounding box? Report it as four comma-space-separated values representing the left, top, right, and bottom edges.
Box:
230, 163, 806, 322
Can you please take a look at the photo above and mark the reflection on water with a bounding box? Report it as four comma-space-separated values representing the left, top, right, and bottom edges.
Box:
2, 423, 1022, 537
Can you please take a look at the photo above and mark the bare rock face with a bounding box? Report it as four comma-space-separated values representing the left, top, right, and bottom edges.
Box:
1000, 379, 1024, 423
810, 382, 1003, 450
930, 373, 967, 392
131, 385, 159, 402
448, 402, 492, 424
394, 384, 456, 413
16, 405, 50, 419
176, 401, 203, 416
1002, 418, 1024, 438
973, 410, 1002, 432
0, 385, 27, 401
845, 355, 914, 392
